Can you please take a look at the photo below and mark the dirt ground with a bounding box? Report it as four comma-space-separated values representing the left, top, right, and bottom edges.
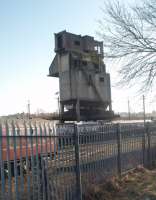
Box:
84, 166, 156, 200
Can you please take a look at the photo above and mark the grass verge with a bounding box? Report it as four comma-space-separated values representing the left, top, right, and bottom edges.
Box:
84, 166, 156, 200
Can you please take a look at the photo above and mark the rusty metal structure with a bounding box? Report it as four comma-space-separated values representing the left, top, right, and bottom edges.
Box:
49, 30, 114, 121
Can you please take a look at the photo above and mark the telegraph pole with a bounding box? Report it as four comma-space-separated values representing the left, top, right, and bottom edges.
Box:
142, 95, 146, 166
57, 93, 60, 118
55, 91, 61, 120
27, 100, 31, 120
128, 99, 130, 120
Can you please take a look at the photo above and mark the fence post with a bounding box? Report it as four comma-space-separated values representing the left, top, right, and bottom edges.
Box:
116, 123, 122, 177
142, 125, 146, 167
146, 122, 151, 168
74, 124, 82, 200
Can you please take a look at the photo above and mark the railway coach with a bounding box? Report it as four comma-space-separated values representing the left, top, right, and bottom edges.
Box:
0, 122, 57, 176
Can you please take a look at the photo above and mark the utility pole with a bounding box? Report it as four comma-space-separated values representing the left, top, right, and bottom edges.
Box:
27, 100, 31, 120
143, 95, 146, 125
57, 94, 60, 118
142, 95, 146, 166
128, 99, 130, 120
55, 91, 60, 119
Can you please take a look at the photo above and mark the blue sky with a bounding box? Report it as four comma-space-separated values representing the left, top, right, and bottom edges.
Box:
0, 0, 155, 115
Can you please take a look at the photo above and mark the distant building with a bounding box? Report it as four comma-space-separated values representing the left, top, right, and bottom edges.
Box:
49, 30, 114, 121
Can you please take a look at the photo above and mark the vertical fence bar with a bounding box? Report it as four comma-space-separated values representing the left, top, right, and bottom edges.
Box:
74, 124, 82, 200
12, 121, 19, 200
53, 126, 59, 200
43, 123, 50, 200
85, 127, 88, 178
94, 128, 97, 178
60, 128, 65, 199
146, 123, 151, 168
24, 121, 31, 200
0, 122, 5, 200
48, 123, 52, 161
116, 123, 122, 177
34, 122, 41, 200
5, 121, 12, 199
57, 126, 61, 200
68, 127, 73, 200
16, 122, 24, 198
91, 127, 93, 177
142, 124, 146, 167
99, 126, 102, 172
29, 122, 36, 200
39, 123, 46, 200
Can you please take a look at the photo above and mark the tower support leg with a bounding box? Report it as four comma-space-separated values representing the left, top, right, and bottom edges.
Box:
76, 100, 80, 122
109, 102, 112, 112
60, 102, 64, 123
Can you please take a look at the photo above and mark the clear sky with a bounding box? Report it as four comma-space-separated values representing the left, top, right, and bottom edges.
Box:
0, 0, 155, 116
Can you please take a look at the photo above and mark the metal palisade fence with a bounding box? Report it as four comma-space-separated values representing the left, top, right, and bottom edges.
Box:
0, 121, 156, 200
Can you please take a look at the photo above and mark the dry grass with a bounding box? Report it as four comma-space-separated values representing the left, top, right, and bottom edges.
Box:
84, 166, 156, 200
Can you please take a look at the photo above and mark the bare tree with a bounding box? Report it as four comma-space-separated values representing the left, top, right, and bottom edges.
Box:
98, 0, 156, 91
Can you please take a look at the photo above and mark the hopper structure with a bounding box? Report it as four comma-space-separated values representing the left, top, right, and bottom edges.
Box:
49, 30, 114, 121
